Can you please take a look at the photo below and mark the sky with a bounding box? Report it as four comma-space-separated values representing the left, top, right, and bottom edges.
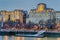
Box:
0, 0, 60, 12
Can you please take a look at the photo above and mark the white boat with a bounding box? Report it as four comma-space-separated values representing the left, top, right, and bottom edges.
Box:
16, 30, 46, 38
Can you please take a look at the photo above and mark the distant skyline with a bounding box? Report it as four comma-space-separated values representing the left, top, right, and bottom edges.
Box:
0, 0, 60, 12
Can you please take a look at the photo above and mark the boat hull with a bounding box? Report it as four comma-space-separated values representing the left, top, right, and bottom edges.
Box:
45, 31, 60, 37
0, 30, 46, 38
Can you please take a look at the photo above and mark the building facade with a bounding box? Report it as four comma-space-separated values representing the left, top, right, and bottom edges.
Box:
30, 3, 54, 13
0, 9, 27, 23
36, 3, 46, 12
26, 3, 55, 24
26, 12, 55, 23
55, 11, 60, 23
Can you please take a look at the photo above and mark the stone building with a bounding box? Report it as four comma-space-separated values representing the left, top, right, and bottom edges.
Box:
0, 9, 27, 23
55, 11, 60, 23
36, 3, 46, 12
26, 3, 55, 23
30, 3, 54, 13
26, 12, 55, 23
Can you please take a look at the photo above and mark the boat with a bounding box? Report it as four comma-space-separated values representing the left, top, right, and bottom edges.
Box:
45, 30, 60, 37
0, 29, 46, 37
0, 29, 16, 35
16, 30, 46, 38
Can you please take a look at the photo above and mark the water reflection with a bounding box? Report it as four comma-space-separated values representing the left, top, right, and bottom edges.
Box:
4, 36, 8, 40
15, 36, 20, 40
37, 38, 41, 40
12, 36, 15, 40
0, 36, 60, 40
57, 38, 60, 40
47, 37, 57, 40
0, 36, 3, 40
14, 36, 24, 40
25, 37, 34, 40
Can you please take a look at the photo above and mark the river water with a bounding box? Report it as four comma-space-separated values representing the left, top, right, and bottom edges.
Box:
0, 35, 60, 40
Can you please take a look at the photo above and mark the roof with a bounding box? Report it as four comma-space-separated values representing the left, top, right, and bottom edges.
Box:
55, 11, 60, 13
38, 3, 46, 5
46, 8, 54, 10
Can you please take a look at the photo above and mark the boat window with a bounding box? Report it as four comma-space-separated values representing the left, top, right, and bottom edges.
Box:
19, 32, 38, 35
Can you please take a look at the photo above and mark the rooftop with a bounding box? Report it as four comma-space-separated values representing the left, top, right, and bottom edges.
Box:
38, 3, 46, 5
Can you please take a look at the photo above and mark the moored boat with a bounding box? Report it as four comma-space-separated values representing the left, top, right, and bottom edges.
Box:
16, 30, 46, 38
45, 30, 60, 37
